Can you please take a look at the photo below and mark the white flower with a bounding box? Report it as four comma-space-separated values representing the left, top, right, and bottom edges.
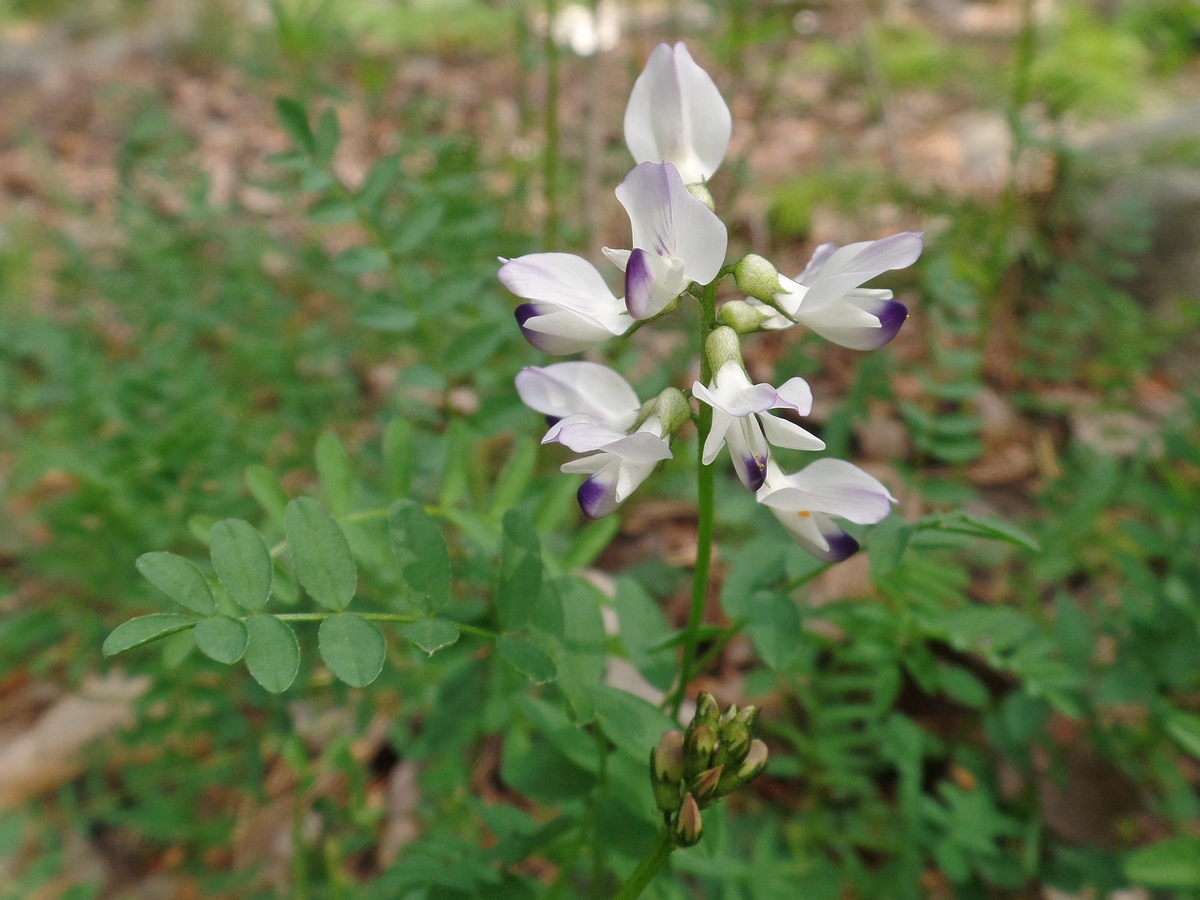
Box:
500, 253, 632, 354
624, 42, 732, 185
514, 361, 640, 431
752, 232, 923, 349
603, 162, 728, 320
756, 459, 897, 562
545, 414, 672, 519
692, 361, 824, 491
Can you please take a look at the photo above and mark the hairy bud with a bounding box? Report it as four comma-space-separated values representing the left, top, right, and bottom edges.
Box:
652, 730, 685, 783
717, 299, 772, 334
733, 254, 784, 305
692, 692, 720, 729
683, 724, 717, 780
686, 180, 716, 211
690, 764, 724, 804
653, 388, 692, 438
704, 326, 743, 375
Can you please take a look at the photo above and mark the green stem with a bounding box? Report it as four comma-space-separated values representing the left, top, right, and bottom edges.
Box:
611, 829, 674, 900
668, 279, 719, 718
270, 612, 498, 640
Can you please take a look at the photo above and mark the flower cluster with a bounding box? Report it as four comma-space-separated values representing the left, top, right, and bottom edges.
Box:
651, 692, 768, 846
502, 42, 917, 561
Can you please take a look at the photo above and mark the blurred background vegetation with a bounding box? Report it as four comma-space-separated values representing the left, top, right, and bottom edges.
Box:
2, 0, 1200, 897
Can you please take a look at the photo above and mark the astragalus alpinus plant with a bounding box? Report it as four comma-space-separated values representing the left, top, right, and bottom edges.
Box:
501, 41, 920, 890
102, 38, 1043, 899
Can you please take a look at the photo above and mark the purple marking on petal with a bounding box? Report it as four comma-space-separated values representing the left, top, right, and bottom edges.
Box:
577, 476, 613, 519
736, 454, 767, 491
625, 248, 656, 319
514, 304, 555, 352
872, 300, 907, 348
545, 415, 561, 427
821, 531, 860, 562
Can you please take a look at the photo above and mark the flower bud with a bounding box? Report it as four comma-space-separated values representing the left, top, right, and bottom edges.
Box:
686, 181, 715, 212
717, 300, 772, 334
692, 692, 720, 729
712, 730, 750, 769
703, 326, 743, 375
653, 388, 692, 438
690, 764, 723, 804
652, 777, 683, 813
675, 793, 703, 847
718, 704, 739, 730
683, 724, 717, 779
733, 254, 784, 305
737, 739, 768, 783
734, 705, 759, 732
652, 730, 685, 784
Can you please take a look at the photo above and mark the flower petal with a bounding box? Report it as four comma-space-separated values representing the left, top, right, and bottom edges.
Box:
516, 304, 622, 354
773, 377, 814, 415
615, 162, 727, 286
578, 463, 621, 519
795, 293, 908, 351
758, 413, 825, 451
499, 253, 619, 314
797, 242, 838, 285
769, 508, 860, 562
543, 415, 627, 453
515, 362, 640, 430
623, 43, 731, 184
625, 248, 686, 319
602, 247, 631, 271
799, 232, 924, 312
727, 415, 768, 490
759, 458, 896, 525
702, 407, 734, 465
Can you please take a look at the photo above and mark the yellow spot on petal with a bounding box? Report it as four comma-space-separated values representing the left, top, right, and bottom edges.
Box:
796, 510, 811, 518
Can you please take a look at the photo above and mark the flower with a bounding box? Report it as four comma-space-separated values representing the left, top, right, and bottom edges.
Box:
624, 42, 732, 185
755, 459, 897, 562
514, 361, 640, 431
693, 361, 824, 491
544, 414, 672, 518
748, 232, 923, 350
500, 253, 632, 354
603, 162, 728, 320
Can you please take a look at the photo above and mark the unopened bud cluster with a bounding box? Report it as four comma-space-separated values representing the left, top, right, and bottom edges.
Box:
650, 692, 768, 848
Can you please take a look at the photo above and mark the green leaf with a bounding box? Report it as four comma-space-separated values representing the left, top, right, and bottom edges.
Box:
209, 519, 273, 611
391, 201, 443, 254
489, 437, 537, 518
244, 615, 300, 693
315, 430, 353, 516
245, 465, 289, 523
497, 510, 542, 633
747, 593, 803, 671
103, 614, 196, 656
285, 497, 357, 610
389, 500, 451, 613
1125, 837, 1200, 888
318, 613, 386, 688
194, 616, 248, 665
919, 511, 1040, 551
1165, 708, 1200, 759
334, 245, 389, 276
869, 515, 914, 577
593, 686, 677, 757
496, 635, 557, 684
401, 618, 461, 655
356, 155, 399, 209
307, 196, 356, 224
136, 552, 215, 616
939, 664, 990, 708
439, 419, 470, 509
613, 578, 675, 691
383, 419, 415, 500
562, 516, 620, 572
314, 108, 340, 161
276, 96, 315, 153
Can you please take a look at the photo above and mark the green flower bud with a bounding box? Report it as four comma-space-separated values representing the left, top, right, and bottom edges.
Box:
718, 704, 739, 731
712, 730, 750, 769
734, 705, 759, 732
692, 692, 720, 729
733, 254, 784, 304
703, 326, 743, 375
652, 730, 685, 784
690, 764, 724, 805
652, 777, 683, 813
717, 300, 772, 334
683, 724, 717, 780
686, 181, 715, 211
653, 388, 692, 438
717, 738, 769, 797
675, 793, 703, 847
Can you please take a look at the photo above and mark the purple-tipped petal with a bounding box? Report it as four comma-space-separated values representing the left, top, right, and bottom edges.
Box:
734, 454, 767, 491
578, 475, 618, 519
814, 523, 860, 563
800, 232, 924, 312
515, 362, 641, 430
625, 248, 656, 319
515, 304, 561, 353
874, 300, 908, 347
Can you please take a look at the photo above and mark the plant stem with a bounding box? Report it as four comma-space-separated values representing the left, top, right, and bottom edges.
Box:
542, 0, 561, 249
668, 280, 719, 718
611, 828, 674, 900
